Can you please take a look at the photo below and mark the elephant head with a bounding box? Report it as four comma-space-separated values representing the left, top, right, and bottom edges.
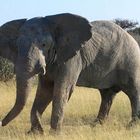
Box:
1, 13, 92, 126
0, 19, 26, 63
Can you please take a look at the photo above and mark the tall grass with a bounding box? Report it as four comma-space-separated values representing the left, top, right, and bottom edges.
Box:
0, 82, 140, 140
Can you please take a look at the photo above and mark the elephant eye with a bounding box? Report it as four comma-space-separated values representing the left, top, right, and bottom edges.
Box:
42, 43, 46, 47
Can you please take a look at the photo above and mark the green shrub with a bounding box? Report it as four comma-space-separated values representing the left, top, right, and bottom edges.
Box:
0, 57, 14, 81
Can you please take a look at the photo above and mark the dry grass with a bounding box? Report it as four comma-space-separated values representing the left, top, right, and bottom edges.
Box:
0, 82, 140, 140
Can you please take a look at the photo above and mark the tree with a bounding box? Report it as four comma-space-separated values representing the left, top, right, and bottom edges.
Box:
114, 19, 138, 30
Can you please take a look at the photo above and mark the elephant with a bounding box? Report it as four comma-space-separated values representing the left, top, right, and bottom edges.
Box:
1, 13, 140, 134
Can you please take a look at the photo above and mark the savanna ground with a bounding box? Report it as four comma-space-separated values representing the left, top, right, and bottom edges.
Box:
0, 81, 140, 140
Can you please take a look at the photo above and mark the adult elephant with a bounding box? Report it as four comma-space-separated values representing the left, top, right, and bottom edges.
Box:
1, 13, 140, 134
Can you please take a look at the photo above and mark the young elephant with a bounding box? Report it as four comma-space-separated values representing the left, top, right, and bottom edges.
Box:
1, 13, 140, 134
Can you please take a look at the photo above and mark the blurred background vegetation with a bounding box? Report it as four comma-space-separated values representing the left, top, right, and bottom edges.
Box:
114, 18, 140, 45
0, 56, 14, 81
0, 19, 140, 82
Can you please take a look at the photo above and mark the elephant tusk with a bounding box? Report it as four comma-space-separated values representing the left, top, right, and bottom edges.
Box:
0, 121, 2, 126
42, 67, 46, 75
39, 66, 46, 75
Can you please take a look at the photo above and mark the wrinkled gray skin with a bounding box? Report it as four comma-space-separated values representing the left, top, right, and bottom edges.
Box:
1, 13, 140, 134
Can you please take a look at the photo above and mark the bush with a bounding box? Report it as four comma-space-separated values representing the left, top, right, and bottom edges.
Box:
0, 57, 14, 81
129, 32, 140, 46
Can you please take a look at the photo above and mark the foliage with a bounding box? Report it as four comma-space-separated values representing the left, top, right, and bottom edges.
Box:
114, 18, 138, 29
129, 27, 140, 46
0, 57, 14, 81
130, 27, 140, 35
129, 32, 140, 45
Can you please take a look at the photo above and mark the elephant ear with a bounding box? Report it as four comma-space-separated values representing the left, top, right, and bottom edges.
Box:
0, 19, 26, 37
46, 13, 92, 62
0, 19, 26, 62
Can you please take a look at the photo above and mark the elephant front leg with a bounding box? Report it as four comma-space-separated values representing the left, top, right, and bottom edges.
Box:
50, 55, 82, 133
29, 76, 54, 134
50, 82, 73, 134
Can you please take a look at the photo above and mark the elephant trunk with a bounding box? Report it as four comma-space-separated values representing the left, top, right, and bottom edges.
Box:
1, 41, 46, 126
1, 70, 32, 126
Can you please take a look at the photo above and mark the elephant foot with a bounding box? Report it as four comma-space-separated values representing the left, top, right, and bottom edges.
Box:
91, 118, 104, 127
27, 127, 44, 135
49, 128, 61, 136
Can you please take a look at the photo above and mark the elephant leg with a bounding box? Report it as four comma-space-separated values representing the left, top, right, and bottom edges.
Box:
29, 76, 54, 134
92, 88, 117, 127
122, 85, 140, 127
50, 82, 74, 134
